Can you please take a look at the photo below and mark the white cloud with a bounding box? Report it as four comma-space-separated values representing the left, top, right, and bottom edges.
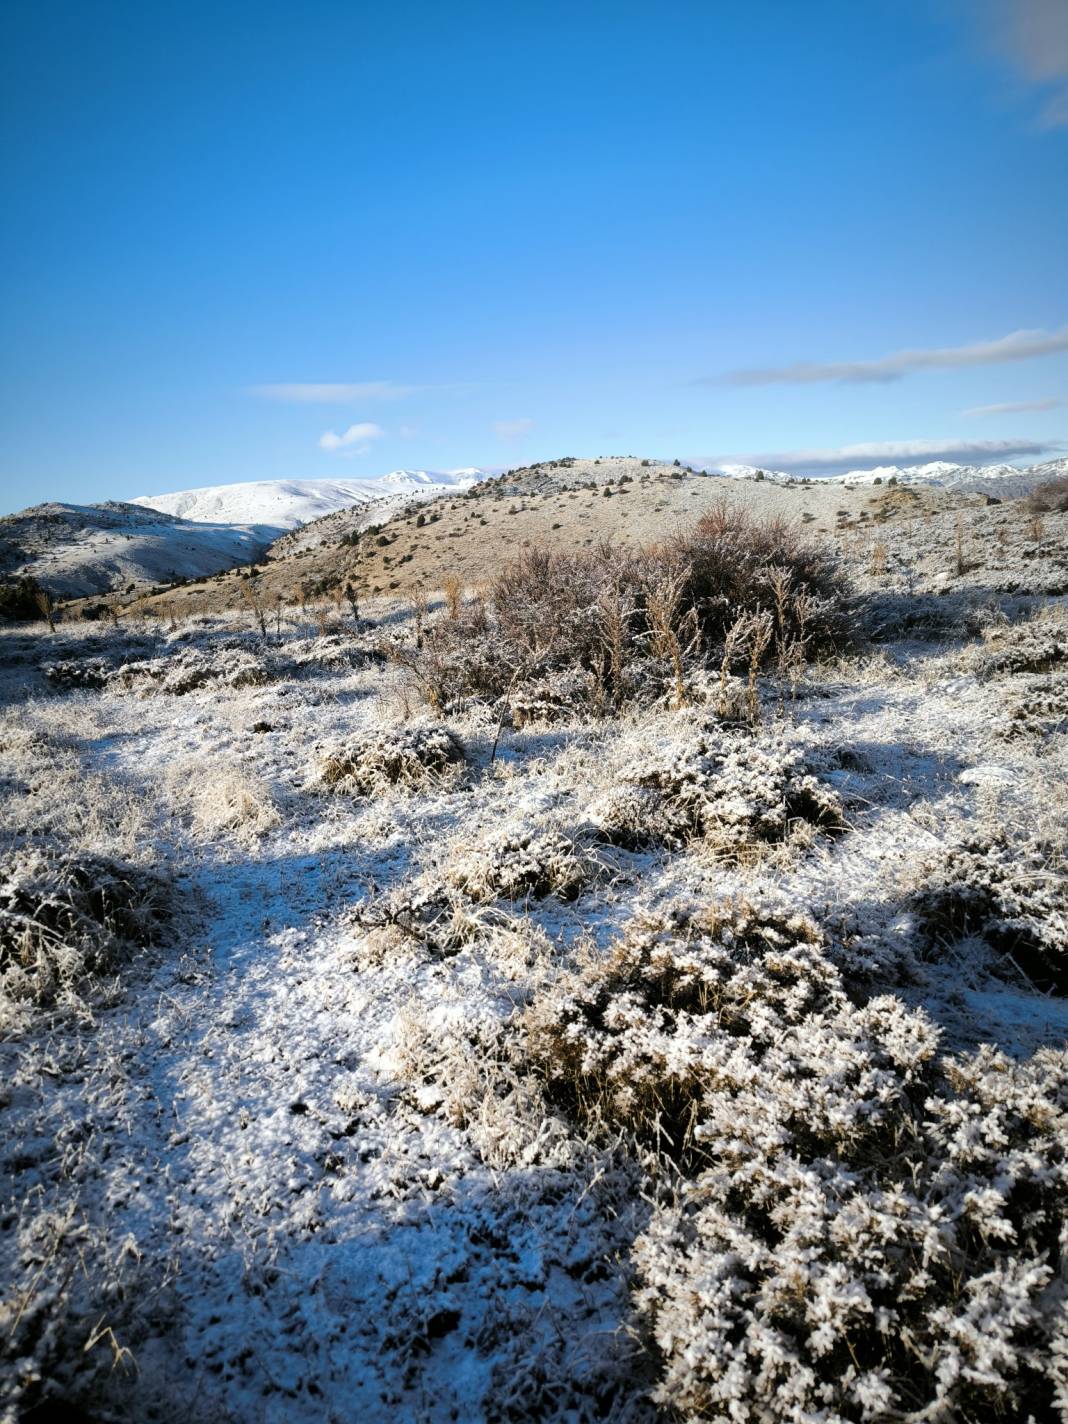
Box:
986, 0, 1068, 127
696, 436, 1063, 475
493, 418, 534, 439
962, 397, 1060, 416
250, 382, 416, 404
319, 422, 386, 455
714, 325, 1068, 386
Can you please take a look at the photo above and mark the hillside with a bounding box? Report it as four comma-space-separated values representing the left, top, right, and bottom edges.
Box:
0, 501, 277, 600
82, 453, 1062, 622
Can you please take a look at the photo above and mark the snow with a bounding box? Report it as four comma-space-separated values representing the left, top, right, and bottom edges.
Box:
0, 500, 278, 600
706, 455, 1068, 495
1, 491, 1065, 1421
133, 470, 497, 530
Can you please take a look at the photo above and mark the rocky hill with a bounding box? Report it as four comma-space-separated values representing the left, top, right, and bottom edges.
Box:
0, 501, 277, 599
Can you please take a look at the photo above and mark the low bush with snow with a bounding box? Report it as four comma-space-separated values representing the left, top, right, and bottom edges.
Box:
588, 724, 843, 856
43, 657, 112, 690
321, 723, 465, 794
972, 609, 1068, 681
999, 671, 1068, 741
111, 645, 276, 695
520, 899, 1068, 1422
913, 830, 1068, 992
0, 849, 171, 1009
448, 825, 603, 904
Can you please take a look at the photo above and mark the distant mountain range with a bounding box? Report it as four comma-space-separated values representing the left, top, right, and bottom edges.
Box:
4, 457, 1064, 603
132, 470, 494, 530
713, 456, 1068, 496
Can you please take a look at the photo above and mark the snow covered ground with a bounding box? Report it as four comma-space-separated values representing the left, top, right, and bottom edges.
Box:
0, 495, 1065, 1421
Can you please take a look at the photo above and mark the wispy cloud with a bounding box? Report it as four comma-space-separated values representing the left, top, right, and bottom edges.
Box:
251, 382, 417, 404
698, 436, 1063, 476
962, 397, 1060, 417
985, 0, 1068, 127
713, 325, 1068, 386
319, 422, 386, 455
493, 418, 535, 439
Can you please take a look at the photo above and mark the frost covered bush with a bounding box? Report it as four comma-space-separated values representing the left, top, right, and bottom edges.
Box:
43, 657, 111, 690
509, 668, 595, 727
523, 901, 840, 1155
912, 831, 1068, 992
351, 883, 494, 961
177, 764, 282, 841
521, 899, 1068, 1422
1000, 671, 1068, 740
588, 725, 843, 856
321, 724, 464, 794
449, 826, 603, 903
633, 1041, 1068, 1424
111, 646, 275, 695
0, 849, 171, 1008
1027, 475, 1068, 513
972, 609, 1068, 680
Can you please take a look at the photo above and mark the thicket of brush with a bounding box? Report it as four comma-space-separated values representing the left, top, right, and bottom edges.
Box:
389, 504, 851, 714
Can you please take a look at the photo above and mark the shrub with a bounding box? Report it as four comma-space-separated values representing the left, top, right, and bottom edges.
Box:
449, 827, 601, 904
509, 668, 593, 727
523, 901, 840, 1155
1027, 476, 1068, 514
321, 724, 465, 795
44, 658, 111, 690
912, 831, 1067, 992
521, 900, 1068, 1423
0, 850, 171, 1007
391, 506, 851, 715
972, 611, 1068, 680
112, 647, 275, 695
0, 577, 48, 623
588, 726, 843, 856
1000, 672, 1068, 741
634, 1039, 1067, 1424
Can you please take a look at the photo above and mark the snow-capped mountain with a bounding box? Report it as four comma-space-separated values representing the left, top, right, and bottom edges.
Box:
0, 501, 276, 600
709, 457, 1066, 496
828, 457, 1067, 496
133, 470, 495, 530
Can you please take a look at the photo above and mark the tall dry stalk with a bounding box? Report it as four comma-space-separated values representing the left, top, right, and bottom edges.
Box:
746, 610, 774, 724
644, 557, 699, 709
442, 574, 464, 622
597, 573, 636, 710
241, 579, 268, 639
409, 585, 430, 651
34, 588, 56, 633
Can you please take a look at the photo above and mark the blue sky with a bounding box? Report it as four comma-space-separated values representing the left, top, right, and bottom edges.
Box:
1, 0, 1066, 512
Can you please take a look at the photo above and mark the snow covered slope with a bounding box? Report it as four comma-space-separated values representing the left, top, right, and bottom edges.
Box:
0, 501, 276, 600
710, 457, 1067, 496
828, 458, 1067, 496
133, 470, 495, 530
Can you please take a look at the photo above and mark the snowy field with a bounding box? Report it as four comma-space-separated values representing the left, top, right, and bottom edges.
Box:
1, 494, 1066, 1422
